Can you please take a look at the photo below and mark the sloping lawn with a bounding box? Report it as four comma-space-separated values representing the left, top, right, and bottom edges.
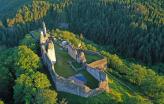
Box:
85, 53, 103, 64
54, 44, 76, 78
71, 60, 83, 68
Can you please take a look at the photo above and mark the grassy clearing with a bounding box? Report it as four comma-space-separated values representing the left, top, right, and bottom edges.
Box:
54, 43, 98, 88
81, 70, 99, 89
54, 44, 77, 77
71, 60, 82, 69
85, 53, 102, 63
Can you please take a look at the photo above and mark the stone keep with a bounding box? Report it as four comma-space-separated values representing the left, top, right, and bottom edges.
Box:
47, 40, 56, 64
40, 22, 56, 64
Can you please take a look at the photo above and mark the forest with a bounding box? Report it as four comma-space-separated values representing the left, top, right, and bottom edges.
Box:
0, 0, 163, 64
0, 0, 163, 104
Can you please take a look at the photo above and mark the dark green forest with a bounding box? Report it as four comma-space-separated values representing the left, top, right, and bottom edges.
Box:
0, 0, 164, 64
0, 0, 164, 104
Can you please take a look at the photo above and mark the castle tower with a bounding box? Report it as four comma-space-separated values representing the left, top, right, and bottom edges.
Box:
42, 21, 47, 36
47, 40, 56, 64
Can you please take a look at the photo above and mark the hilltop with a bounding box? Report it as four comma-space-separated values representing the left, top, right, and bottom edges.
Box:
0, 0, 163, 104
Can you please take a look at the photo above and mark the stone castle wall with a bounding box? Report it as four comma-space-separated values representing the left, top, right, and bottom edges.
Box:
86, 66, 105, 81
86, 64, 109, 92
68, 45, 77, 61
40, 35, 106, 97
83, 50, 109, 91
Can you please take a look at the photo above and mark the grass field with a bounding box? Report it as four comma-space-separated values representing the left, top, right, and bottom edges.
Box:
54, 44, 77, 77
71, 60, 82, 69
54, 43, 99, 88
85, 53, 102, 63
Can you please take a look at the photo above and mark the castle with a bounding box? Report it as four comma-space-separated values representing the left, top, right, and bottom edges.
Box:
40, 22, 109, 97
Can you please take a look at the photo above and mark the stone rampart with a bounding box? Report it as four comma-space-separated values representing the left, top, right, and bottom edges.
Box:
40, 34, 105, 97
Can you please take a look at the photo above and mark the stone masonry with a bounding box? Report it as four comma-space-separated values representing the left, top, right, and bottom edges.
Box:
40, 22, 109, 97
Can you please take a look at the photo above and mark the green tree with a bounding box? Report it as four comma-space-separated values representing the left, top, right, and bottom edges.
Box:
0, 48, 17, 99
0, 65, 12, 97
13, 72, 56, 104
31, 72, 51, 89
124, 95, 152, 104
141, 76, 164, 98
0, 100, 4, 104
59, 98, 68, 104
13, 74, 34, 104
16, 45, 41, 76
154, 92, 164, 104
35, 89, 57, 104
19, 34, 38, 53
127, 64, 147, 85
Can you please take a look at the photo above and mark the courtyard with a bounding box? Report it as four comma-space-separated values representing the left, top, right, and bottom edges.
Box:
85, 52, 103, 64
54, 43, 99, 88
54, 43, 76, 77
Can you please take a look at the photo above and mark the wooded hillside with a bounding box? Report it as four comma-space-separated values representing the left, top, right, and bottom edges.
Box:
0, 0, 163, 64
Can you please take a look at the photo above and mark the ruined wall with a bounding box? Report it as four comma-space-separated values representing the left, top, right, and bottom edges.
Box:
86, 66, 107, 81
55, 76, 105, 97
86, 66, 101, 81
68, 45, 77, 60
40, 38, 104, 97
86, 66, 109, 92
55, 77, 91, 97
47, 42, 56, 64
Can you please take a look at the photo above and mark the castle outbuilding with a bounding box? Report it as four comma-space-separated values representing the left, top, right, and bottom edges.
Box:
67, 44, 86, 63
